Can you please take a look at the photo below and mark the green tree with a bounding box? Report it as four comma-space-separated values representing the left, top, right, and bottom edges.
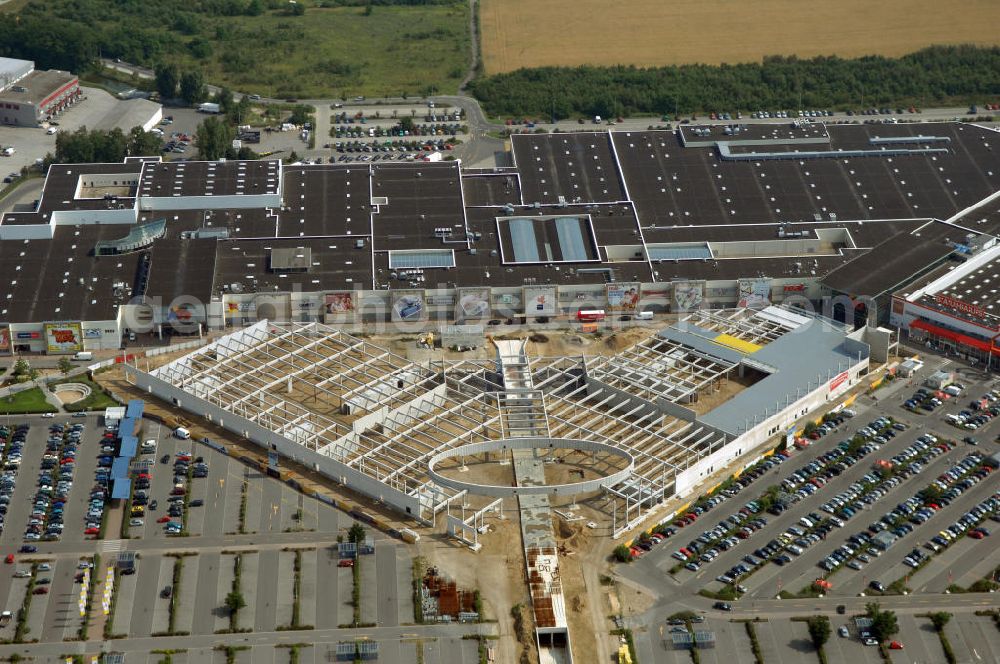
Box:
348, 523, 366, 544
215, 87, 236, 117
806, 616, 831, 651
195, 117, 235, 161
224, 591, 246, 615
288, 104, 312, 126
12, 358, 32, 381
286, 2, 305, 15
929, 611, 951, 632
399, 116, 415, 132
155, 64, 179, 100
179, 71, 207, 105
126, 126, 163, 157
57, 358, 74, 375
245, 0, 264, 16
865, 602, 899, 642
613, 544, 632, 563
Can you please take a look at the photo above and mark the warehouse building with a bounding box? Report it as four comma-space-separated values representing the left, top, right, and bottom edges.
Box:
0, 57, 80, 127
1, 121, 1000, 353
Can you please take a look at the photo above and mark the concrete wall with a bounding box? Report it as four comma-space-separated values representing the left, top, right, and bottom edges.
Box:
0, 218, 55, 240
82, 319, 122, 351
52, 206, 137, 227
0, 100, 39, 127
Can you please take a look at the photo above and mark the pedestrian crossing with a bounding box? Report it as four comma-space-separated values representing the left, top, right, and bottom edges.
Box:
102, 539, 124, 553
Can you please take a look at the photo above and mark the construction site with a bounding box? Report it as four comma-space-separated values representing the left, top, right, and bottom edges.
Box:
120, 302, 877, 663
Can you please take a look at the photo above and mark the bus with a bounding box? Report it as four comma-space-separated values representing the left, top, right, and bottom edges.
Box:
576, 309, 606, 322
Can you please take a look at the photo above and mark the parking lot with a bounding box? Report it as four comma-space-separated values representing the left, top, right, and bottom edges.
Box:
0, 413, 459, 661
620, 355, 1000, 658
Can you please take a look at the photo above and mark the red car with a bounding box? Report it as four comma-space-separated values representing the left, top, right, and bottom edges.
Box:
157, 516, 171, 523
889, 641, 904, 650
969, 531, 985, 540
4, 555, 13, 564
32, 587, 48, 595
337, 559, 355, 568
84, 527, 99, 535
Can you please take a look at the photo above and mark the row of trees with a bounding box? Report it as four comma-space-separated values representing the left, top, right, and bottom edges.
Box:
53, 127, 162, 165
469, 45, 1000, 119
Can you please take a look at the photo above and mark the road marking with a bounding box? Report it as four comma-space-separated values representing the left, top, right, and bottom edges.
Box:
102, 539, 124, 553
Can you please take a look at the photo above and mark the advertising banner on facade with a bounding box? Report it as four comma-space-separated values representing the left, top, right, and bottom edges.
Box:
324, 292, 356, 323
606, 283, 641, 311
522, 286, 557, 316
673, 281, 704, 312
0, 325, 9, 355
455, 288, 490, 322
44, 322, 83, 354
391, 290, 427, 322
737, 278, 772, 309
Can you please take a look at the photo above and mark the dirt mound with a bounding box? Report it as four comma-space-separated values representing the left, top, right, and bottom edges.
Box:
556, 519, 577, 540
528, 333, 549, 343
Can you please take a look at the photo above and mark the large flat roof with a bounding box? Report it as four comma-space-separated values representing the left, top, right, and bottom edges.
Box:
0, 69, 75, 106
821, 220, 961, 296
700, 314, 864, 435
2, 121, 1000, 324
139, 160, 280, 198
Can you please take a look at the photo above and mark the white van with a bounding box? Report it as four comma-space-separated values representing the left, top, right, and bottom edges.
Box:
173, 427, 191, 440
141, 439, 157, 453
799, 517, 814, 528
636, 311, 654, 321
72, 351, 93, 361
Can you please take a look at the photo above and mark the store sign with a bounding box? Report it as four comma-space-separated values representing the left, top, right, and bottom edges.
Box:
934, 294, 986, 319
783, 284, 806, 293
16, 331, 39, 340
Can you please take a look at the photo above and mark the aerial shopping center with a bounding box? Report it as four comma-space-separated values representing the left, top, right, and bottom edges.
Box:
2, 120, 1000, 355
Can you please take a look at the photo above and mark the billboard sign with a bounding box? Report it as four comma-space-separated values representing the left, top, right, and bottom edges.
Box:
455, 288, 490, 322
44, 322, 83, 354
522, 286, 557, 316
391, 290, 426, 322
737, 278, 772, 309
0, 325, 9, 355
673, 281, 704, 312
324, 292, 356, 323
606, 283, 640, 311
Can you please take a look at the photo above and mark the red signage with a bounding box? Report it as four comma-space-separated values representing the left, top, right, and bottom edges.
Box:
829, 371, 849, 392
783, 284, 806, 292
934, 294, 986, 319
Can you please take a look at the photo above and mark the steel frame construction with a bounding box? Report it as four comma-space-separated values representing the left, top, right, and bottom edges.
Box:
140, 312, 786, 529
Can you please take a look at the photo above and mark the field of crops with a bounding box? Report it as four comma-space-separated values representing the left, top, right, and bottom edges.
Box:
480, 0, 1000, 73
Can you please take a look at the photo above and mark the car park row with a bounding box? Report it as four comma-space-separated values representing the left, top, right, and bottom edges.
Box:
25, 422, 84, 542
816, 452, 993, 578
0, 423, 28, 538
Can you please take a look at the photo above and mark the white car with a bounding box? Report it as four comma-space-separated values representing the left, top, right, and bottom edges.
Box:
46, 127, 58, 135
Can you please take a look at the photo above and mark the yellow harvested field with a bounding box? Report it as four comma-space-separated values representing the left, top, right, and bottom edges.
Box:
480, 0, 1000, 73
